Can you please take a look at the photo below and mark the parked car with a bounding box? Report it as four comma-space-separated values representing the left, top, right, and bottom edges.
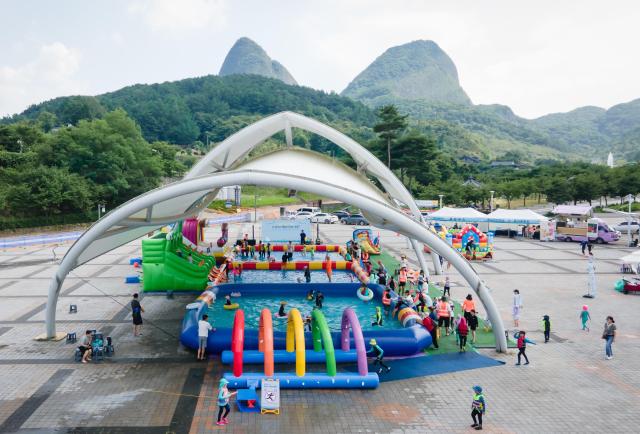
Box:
332, 210, 350, 220
341, 214, 370, 225
613, 220, 640, 234
311, 213, 339, 224
293, 211, 314, 220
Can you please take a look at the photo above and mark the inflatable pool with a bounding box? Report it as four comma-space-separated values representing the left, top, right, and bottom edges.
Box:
180, 282, 432, 357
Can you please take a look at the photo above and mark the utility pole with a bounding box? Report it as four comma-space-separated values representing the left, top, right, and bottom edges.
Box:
97, 203, 106, 220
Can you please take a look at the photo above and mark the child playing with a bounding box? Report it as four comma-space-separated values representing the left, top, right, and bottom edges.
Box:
580, 305, 591, 331
216, 378, 237, 426
371, 306, 383, 326
224, 295, 232, 306
541, 315, 551, 343
457, 315, 469, 352
367, 339, 391, 374
468, 310, 479, 344
470, 385, 486, 430
277, 301, 287, 317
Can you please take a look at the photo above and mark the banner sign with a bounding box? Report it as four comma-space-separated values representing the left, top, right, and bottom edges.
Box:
261, 219, 311, 242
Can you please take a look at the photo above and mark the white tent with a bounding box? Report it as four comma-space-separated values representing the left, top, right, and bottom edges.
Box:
487, 209, 549, 224
621, 250, 640, 265
427, 207, 488, 222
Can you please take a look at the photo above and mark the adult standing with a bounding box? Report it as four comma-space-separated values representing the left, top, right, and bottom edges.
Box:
512, 289, 522, 328
325, 254, 333, 282
300, 230, 306, 245
443, 276, 451, 298
462, 294, 476, 323
131, 293, 144, 337
197, 314, 214, 361
603, 316, 616, 360
437, 296, 452, 336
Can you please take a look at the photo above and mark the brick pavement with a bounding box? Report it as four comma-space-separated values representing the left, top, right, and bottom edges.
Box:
0, 222, 639, 433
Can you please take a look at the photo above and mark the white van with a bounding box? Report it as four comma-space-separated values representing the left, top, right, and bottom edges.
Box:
296, 207, 321, 215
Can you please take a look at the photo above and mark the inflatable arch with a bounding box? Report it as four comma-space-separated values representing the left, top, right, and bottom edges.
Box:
341, 308, 369, 376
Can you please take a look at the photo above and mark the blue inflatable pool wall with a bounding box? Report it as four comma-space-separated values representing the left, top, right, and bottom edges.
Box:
180, 282, 432, 357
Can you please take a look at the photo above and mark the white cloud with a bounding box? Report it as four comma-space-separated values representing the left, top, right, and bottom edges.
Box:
128, 0, 227, 33
0, 42, 85, 116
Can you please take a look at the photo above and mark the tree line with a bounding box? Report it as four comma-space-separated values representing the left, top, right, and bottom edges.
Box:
0, 109, 186, 229
370, 105, 640, 209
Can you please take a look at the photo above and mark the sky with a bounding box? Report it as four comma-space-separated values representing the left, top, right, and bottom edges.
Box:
2, 0, 640, 119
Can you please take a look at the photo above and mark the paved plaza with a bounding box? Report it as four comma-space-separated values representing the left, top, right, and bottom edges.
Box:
0, 221, 639, 433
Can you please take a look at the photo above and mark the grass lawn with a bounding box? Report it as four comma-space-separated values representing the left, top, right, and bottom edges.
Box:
375, 250, 508, 353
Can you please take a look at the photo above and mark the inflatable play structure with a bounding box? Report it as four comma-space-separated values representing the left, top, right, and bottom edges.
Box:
353, 229, 380, 255
221, 307, 379, 389
444, 225, 494, 260
230, 258, 351, 271
179, 283, 432, 357
141, 223, 226, 291
182, 218, 205, 245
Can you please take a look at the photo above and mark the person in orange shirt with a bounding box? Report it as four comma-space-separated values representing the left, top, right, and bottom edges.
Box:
325, 254, 333, 282
462, 294, 476, 323
398, 267, 408, 294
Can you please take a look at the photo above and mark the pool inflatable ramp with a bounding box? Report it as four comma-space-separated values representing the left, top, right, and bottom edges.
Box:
141, 228, 217, 292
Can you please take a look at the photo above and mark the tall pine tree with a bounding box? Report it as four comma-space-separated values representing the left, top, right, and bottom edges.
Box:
373, 105, 408, 168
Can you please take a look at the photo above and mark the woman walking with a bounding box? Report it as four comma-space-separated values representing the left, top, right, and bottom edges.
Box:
603, 316, 616, 360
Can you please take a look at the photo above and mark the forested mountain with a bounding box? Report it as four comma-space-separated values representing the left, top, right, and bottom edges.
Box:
343, 40, 640, 161
219, 37, 297, 85
5, 37, 640, 162
10, 74, 375, 145
343, 40, 471, 106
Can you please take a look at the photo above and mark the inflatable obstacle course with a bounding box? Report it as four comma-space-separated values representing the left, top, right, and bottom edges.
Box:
223, 307, 379, 389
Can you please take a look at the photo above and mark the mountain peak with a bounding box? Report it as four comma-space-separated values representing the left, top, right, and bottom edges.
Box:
342, 39, 471, 106
219, 37, 297, 85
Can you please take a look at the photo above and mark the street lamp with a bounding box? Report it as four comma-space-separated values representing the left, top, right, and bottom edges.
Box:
626, 194, 634, 247
97, 203, 106, 219
490, 190, 495, 213
438, 194, 444, 209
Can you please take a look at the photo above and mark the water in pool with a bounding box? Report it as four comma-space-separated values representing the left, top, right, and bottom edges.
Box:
230, 270, 357, 284
206, 293, 403, 331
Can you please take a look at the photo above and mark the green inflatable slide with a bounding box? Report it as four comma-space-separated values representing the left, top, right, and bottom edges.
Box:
142, 223, 217, 292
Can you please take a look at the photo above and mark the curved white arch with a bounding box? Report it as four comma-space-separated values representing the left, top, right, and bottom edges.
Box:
188, 111, 441, 274
45, 170, 507, 352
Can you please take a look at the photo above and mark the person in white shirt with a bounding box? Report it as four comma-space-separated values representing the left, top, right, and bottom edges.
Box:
512, 289, 523, 327
197, 314, 214, 361
400, 255, 409, 269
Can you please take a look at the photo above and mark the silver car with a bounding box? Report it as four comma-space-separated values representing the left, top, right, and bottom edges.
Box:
613, 220, 640, 234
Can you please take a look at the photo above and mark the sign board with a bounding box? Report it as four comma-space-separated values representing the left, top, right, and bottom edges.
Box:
540, 220, 556, 242
587, 218, 599, 239
261, 219, 311, 242
260, 378, 280, 414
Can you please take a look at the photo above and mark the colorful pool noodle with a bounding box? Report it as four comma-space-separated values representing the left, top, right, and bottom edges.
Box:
286, 308, 306, 377
341, 307, 368, 376
350, 260, 370, 285
398, 307, 421, 327
196, 290, 215, 306
259, 308, 274, 377
232, 260, 351, 271
311, 309, 337, 376
232, 310, 244, 377
270, 244, 341, 252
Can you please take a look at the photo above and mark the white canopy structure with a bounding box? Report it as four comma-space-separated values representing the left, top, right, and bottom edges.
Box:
487, 209, 549, 225
428, 207, 489, 222
45, 112, 506, 351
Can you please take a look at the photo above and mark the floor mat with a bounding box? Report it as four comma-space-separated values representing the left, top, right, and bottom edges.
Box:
346, 351, 504, 382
